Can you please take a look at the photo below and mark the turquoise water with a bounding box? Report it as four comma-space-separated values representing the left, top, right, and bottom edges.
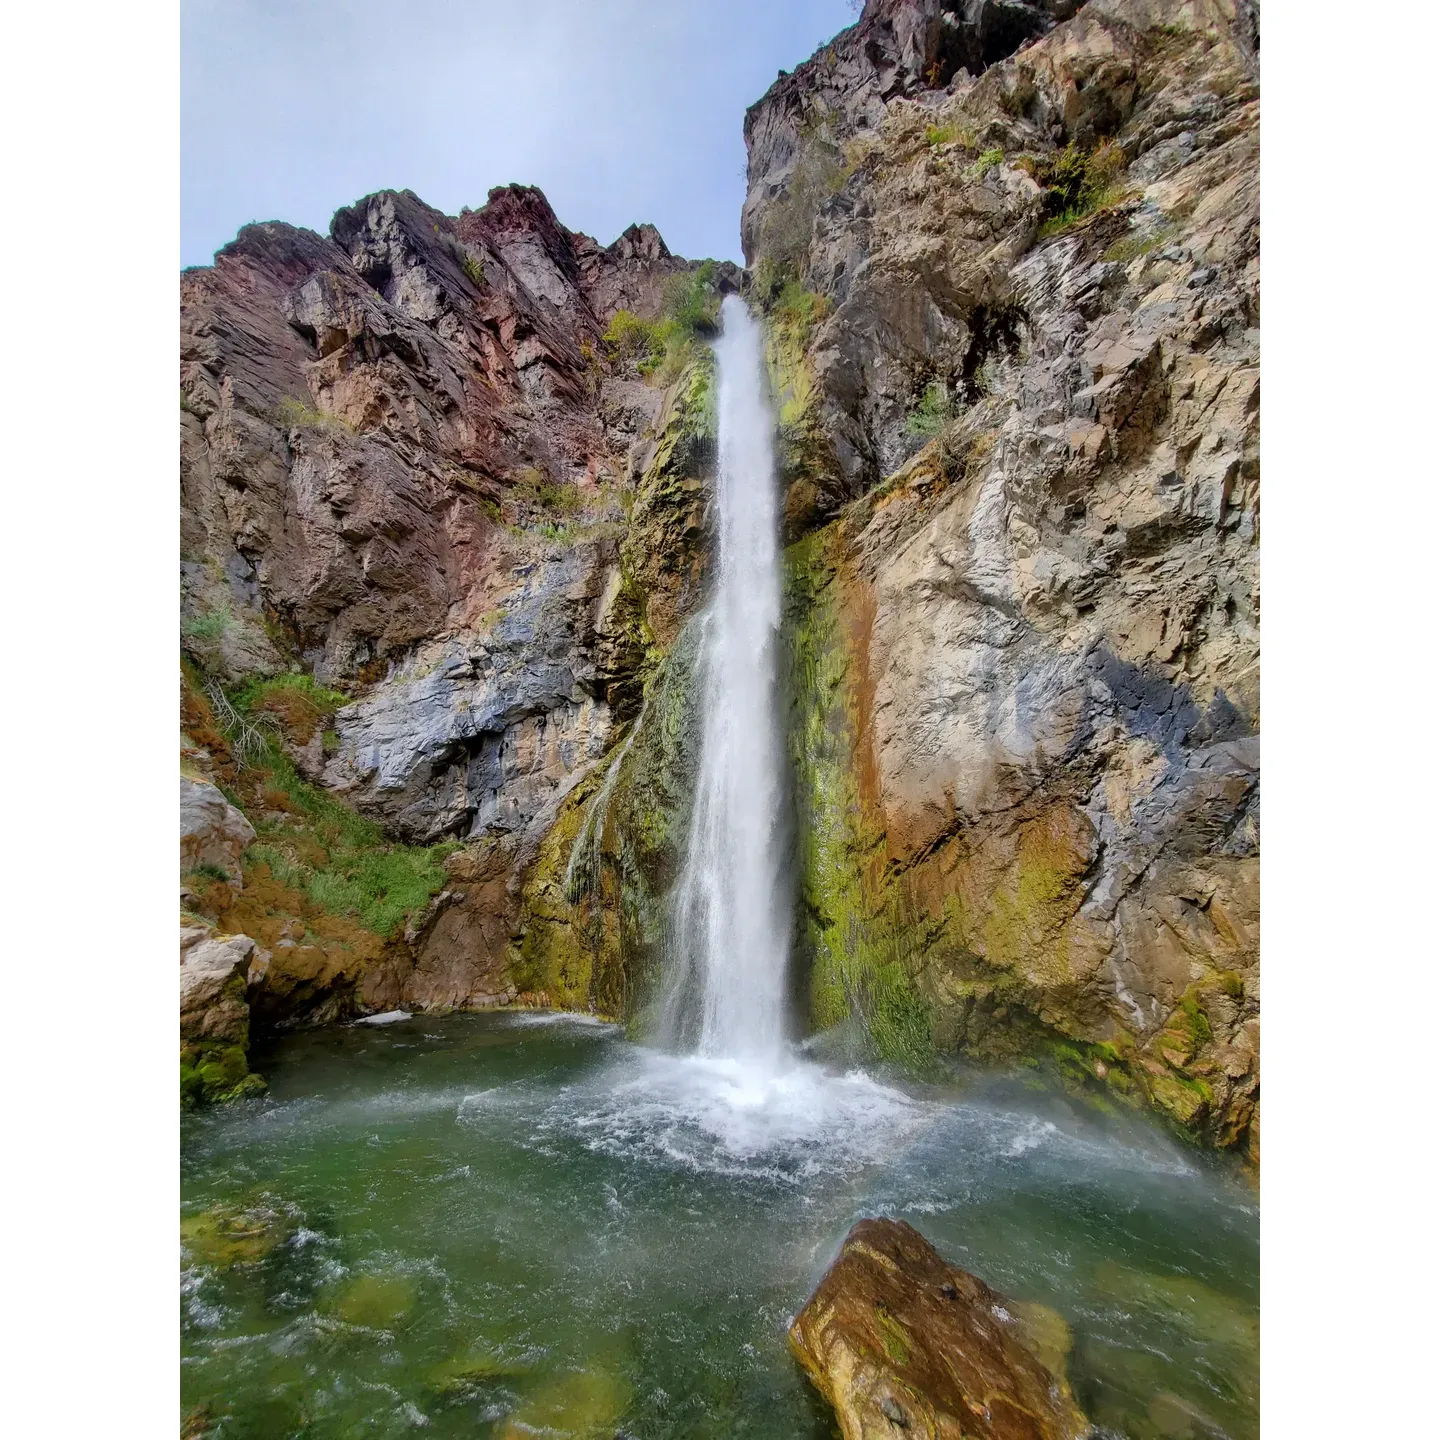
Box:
180, 1013, 1259, 1439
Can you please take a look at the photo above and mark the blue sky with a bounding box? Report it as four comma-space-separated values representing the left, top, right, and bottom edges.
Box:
181, 0, 859, 268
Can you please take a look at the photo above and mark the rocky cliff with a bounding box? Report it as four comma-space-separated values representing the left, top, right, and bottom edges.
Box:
748, 0, 1259, 1155
179, 182, 729, 1080
178, 0, 1259, 1160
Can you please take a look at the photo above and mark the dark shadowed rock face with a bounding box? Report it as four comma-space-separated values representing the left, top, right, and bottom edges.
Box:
742, 1, 1069, 260
790, 1218, 1091, 1440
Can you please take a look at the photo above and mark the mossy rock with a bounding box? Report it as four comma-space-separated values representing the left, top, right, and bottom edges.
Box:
325, 1272, 420, 1329
181, 1042, 265, 1107
782, 525, 935, 1074
427, 1344, 538, 1398
181, 1203, 292, 1268
497, 1368, 633, 1440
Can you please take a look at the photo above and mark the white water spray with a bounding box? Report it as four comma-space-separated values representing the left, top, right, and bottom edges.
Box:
664, 295, 789, 1065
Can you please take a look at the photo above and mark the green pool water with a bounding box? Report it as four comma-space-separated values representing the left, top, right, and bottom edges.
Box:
180, 1012, 1259, 1439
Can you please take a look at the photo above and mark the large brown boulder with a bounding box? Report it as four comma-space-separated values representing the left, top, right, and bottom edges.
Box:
790, 1218, 1091, 1440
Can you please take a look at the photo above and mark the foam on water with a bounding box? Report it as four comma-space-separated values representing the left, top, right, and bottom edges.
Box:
502, 1010, 621, 1031
185, 1016, 1260, 1439
525, 1046, 934, 1184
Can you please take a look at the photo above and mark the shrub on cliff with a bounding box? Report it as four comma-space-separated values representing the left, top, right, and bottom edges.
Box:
756, 119, 848, 275
1021, 140, 1129, 236
603, 261, 723, 382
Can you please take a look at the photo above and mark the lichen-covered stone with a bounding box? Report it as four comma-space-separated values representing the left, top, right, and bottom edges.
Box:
790, 1218, 1091, 1440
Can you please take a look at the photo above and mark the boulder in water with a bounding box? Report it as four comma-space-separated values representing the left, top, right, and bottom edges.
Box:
789, 1218, 1091, 1440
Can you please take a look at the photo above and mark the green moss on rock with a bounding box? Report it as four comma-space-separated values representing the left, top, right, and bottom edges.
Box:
508, 624, 703, 1028
783, 526, 934, 1073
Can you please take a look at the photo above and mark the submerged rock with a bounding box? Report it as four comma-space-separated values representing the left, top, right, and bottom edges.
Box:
790, 1218, 1090, 1440
180, 1202, 292, 1268
497, 1367, 632, 1440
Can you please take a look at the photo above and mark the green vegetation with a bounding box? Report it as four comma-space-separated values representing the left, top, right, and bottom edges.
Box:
784, 529, 936, 1075
184, 862, 233, 887
275, 395, 354, 433
461, 252, 486, 287
603, 308, 662, 362
905, 379, 954, 439
770, 278, 828, 337
1103, 227, 1171, 264
968, 146, 1005, 180
510, 466, 584, 516
180, 1043, 265, 1108
603, 260, 724, 382
1021, 140, 1130, 238
205, 680, 458, 939
243, 751, 458, 939
231, 672, 350, 746
755, 119, 849, 274
182, 605, 230, 642
203, 676, 278, 765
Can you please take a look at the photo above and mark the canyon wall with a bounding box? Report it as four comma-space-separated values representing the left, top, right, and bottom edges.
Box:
179, 183, 725, 1085
179, 0, 1259, 1158
750, 0, 1259, 1154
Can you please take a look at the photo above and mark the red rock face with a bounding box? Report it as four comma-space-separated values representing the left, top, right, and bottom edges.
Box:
180, 183, 697, 685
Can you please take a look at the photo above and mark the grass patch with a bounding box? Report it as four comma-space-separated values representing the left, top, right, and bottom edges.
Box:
905, 380, 954, 439
1022, 140, 1130, 238
232, 673, 350, 746
240, 740, 458, 939
187, 674, 458, 941
275, 396, 353, 434
604, 260, 725, 382
509, 466, 584, 517
182, 606, 230, 642
1103, 230, 1168, 264
968, 146, 1005, 180
184, 862, 233, 887
460, 253, 485, 287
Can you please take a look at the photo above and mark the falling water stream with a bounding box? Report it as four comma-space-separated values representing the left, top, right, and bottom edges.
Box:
663, 295, 789, 1064
180, 299, 1259, 1439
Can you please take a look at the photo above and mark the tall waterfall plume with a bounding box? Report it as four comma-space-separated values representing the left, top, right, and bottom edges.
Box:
663, 294, 790, 1064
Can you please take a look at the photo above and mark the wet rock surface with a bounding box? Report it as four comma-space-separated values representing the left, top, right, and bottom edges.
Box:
790, 1218, 1091, 1440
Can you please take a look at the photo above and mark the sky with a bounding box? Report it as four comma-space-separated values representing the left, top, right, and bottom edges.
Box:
181, 0, 860, 269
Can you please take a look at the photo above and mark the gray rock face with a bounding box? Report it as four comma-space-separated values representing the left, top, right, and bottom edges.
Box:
742, 0, 1063, 261
322, 542, 621, 843
763, 0, 1260, 1150
180, 776, 257, 886
180, 934, 258, 1046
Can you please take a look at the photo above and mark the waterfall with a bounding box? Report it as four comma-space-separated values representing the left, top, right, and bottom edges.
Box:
663, 295, 789, 1065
